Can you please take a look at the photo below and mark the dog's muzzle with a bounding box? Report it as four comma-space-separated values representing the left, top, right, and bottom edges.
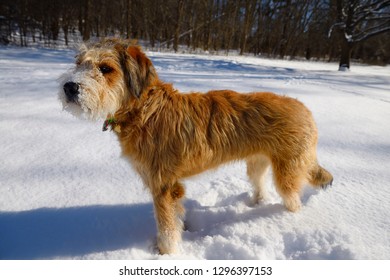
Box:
63, 82, 80, 103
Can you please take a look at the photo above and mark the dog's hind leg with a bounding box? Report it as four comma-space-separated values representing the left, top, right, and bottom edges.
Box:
170, 181, 186, 228
246, 154, 271, 204
153, 182, 185, 254
272, 160, 304, 212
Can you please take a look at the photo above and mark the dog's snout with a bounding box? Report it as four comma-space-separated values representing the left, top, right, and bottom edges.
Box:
63, 82, 79, 102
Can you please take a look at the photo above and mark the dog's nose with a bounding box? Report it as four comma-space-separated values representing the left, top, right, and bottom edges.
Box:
63, 82, 80, 102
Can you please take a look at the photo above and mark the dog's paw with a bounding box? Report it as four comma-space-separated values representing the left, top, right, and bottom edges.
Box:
250, 191, 268, 206
157, 230, 181, 255
283, 194, 302, 212
321, 179, 333, 190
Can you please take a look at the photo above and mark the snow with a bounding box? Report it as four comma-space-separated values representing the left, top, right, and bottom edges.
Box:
0, 46, 389, 260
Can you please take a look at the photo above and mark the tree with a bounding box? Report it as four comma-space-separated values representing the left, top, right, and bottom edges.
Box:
329, 0, 390, 70
82, 0, 92, 41
173, 0, 184, 52
239, 0, 257, 55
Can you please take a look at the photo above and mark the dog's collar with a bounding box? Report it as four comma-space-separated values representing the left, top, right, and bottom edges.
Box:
102, 117, 121, 133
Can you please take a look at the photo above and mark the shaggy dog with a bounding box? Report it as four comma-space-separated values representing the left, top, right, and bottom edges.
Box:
59, 38, 333, 254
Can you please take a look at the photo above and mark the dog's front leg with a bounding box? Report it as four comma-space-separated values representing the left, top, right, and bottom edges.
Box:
153, 183, 185, 254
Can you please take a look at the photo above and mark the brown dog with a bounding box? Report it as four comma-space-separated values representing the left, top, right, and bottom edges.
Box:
59, 38, 333, 254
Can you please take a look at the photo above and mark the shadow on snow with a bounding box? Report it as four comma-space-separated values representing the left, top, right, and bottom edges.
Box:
0, 187, 324, 259
0, 203, 155, 259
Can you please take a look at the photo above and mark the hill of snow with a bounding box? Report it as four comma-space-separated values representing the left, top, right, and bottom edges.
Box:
0, 46, 389, 260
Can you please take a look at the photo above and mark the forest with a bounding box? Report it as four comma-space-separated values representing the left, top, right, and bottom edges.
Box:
1, 0, 390, 68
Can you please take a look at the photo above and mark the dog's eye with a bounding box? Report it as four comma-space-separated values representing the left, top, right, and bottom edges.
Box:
99, 65, 113, 74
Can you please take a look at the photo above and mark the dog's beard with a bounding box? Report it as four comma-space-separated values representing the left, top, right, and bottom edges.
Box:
58, 70, 122, 121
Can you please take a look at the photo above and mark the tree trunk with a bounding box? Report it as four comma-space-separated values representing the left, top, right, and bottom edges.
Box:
83, 0, 92, 41
203, 0, 213, 51
126, 0, 132, 39
240, 0, 255, 55
63, 24, 69, 46
225, 2, 239, 54
278, 0, 292, 58
339, 39, 353, 71
174, 0, 184, 52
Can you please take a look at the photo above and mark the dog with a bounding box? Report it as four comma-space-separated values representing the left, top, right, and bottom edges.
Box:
59, 38, 333, 254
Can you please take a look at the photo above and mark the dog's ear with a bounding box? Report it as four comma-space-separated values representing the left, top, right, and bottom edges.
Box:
120, 45, 157, 99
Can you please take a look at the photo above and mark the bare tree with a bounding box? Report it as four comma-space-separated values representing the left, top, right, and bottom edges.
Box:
329, 0, 390, 70
240, 0, 257, 55
173, 0, 184, 52
124, 0, 132, 38
82, 0, 92, 41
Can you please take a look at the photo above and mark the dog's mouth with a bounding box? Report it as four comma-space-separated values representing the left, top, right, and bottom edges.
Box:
59, 86, 92, 119
62, 82, 92, 113
64, 95, 81, 106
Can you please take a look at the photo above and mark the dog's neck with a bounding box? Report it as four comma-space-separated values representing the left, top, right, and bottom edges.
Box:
103, 80, 175, 134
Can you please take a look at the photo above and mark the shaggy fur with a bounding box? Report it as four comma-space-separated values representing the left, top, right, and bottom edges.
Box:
59, 38, 333, 254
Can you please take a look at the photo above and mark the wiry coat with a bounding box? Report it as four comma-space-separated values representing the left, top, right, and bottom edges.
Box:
118, 84, 318, 187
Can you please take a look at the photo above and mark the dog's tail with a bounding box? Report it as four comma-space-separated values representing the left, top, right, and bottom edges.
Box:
308, 163, 333, 189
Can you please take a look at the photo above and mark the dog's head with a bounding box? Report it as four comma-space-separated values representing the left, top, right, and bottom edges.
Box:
58, 38, 157, 120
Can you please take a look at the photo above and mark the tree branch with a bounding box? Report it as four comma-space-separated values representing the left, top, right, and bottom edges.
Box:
352, 0, 390, 28
328, 22, 346, 38
354, 20, 390, 42
359, 0, 390, 12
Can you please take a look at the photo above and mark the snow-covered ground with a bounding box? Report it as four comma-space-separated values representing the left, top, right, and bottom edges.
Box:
0, 46, 389, 260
